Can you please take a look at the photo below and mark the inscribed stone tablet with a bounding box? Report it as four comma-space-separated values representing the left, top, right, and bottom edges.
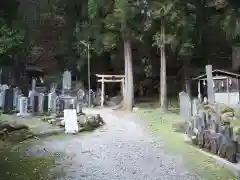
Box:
64, 109, 78, 134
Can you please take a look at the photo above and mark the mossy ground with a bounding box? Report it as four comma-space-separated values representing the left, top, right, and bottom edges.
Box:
135, 98, 237, 180
0, 140, 64, 180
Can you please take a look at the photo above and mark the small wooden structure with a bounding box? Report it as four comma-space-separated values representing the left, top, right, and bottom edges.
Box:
95, 74, 125, 107
193, 69, 240, 106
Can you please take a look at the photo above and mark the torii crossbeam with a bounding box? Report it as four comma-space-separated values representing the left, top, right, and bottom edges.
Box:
95, 74, 125, 107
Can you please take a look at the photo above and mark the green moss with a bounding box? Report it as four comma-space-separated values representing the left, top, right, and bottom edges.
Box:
137, 109, 237, 180
0, 141, 64, 180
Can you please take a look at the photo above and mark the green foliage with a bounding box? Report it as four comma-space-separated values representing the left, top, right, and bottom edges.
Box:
220, 7, 239, 41
102, 32, 118, 49
86, 0, 149, 52
150, 0, 186, 50
0, 25, 25, 56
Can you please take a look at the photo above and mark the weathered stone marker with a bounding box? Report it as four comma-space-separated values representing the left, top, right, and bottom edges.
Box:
192, 98, 198, 116
48, 92, 57, 112
38, 93, 44, 113
206, 65, 215, 104
62, 70, 72, 93
16, 94, 23, 112
18, 97, 28, 117
64, 109, 79, 134
0, 91, 5, 109
4, 88, 13, 113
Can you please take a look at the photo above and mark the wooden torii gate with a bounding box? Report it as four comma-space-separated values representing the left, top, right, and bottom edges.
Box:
95, 74, 125, 107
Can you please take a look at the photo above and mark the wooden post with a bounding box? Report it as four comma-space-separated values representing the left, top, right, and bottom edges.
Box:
121, 78, 125, 97
206, 65, 214, 104
215, 103, 221, 130
101, 77, 104, 107
121, 79, 123, 96
197, 80, 201, 102
0, 68, 2, 84
227, 78, 230, 104
238, 78, 240, 103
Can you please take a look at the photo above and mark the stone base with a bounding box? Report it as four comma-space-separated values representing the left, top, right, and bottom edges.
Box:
16, 113, 31, 117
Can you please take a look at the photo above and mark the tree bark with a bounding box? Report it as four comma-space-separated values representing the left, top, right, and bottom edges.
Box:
123, 39, 128, 107
123, 38, 134, 111
232, 45, 240, 71
183, 58, 191, 96
160, 19, 168, 112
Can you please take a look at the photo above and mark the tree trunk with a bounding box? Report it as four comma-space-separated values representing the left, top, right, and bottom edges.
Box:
160, 19, 168, 112
232, 45, 240, 71
183, 58, 191, 96
123, 38, 134, 111
123, 39, 128, 107
231, 18, 240, 71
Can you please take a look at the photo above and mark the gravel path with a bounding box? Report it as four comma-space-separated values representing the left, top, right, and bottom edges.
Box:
27, 109, 198, 180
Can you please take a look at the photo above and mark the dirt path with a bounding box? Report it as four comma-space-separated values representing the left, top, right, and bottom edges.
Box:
27, 109, 198, 180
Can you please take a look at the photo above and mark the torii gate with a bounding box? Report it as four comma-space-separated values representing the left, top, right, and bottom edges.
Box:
95, 74, 125, 107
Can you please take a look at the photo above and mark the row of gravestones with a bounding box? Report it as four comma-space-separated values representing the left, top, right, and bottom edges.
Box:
179, 92, 238, 163
0, 85, 84, 116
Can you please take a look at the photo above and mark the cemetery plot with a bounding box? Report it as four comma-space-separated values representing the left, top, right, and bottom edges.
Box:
40, 112, 104, 132
178, 65, 240, 163
0, 70, 106, 138
180, 91, 239, 163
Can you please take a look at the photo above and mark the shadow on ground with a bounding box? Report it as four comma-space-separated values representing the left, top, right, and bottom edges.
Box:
0, 139, 64, 180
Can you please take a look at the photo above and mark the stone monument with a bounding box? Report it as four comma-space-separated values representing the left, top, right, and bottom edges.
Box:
17, 97, 28, 117
62, 70, 71, 94
60, 70, 76, 112
64, 109, 79, 134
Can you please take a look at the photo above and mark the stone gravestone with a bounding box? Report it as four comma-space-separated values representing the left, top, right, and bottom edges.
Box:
16, 94, 23, 112
56, 96, 61, 115
38, 93, 44, 113
48, 92, 57, 112
28, 90, 34, 112
215, 103, 221, 131
77, 88, 85, 101
200, 111, 207, 129
57, 98, 65, 116
43, 94, 49, 112
50, 83, 57, 93
76, 103, 81, 114
27, 97, 31, 113
0, 85, 9, 110
0, 91, 5, 109
52, 93, 57, 112
32, 94, 39, 114
64, 109, 78, 134
94, 89, 101, 106
3, 88, 14, 113
48, 92, 52, 112
192, 98, 199, 116
73, 97, 77, 109
62, 70, 71, 93
13, 87, 20, 110
18, 97, 28, 116
29, 78, 38, 114
179, 91, 192, 121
